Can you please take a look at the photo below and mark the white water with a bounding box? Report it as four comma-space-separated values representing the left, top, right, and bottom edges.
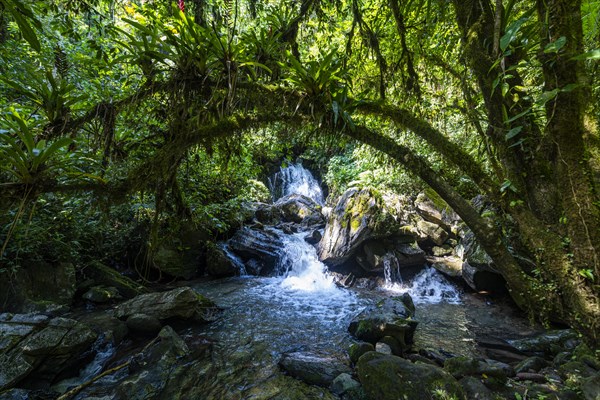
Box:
269, 162, 324, 204
383, 266, 461, 304
383, 252, 402, 286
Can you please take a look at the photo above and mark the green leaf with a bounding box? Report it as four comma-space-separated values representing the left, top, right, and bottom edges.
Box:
570, 49, 600, 61
544, 36, 567, 53
505, 126, 523, 140
500, 17, 527, 52
3, 0, 42, 52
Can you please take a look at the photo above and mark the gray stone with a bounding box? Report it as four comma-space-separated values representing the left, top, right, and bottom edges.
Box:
330, 373, 361, 395
427, 255, 463, 277
357, 352, 464, 400
274, 194, 324, 226
375, 342, 392, 355
115, 287, 217, 323
417, 220, 449, 246
305, 229, 322, 245
444, 356, 511, 381
279, 351, 352, 387
227, 227, 284, 275
510, 330, 580, 357
126, 313, 162, 335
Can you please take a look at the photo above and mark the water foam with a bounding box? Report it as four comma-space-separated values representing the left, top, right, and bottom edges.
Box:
383, 267, 461, 304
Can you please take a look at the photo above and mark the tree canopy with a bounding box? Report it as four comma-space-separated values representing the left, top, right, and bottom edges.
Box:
0, 0, 599, 344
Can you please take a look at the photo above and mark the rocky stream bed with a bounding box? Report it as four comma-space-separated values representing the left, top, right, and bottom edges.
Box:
1, 164, 600, 400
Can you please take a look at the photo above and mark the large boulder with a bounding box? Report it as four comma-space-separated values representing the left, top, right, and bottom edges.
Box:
0, 313, 97, 390
227, 227, 284, 275
355, 239, 426, 275
279, 351, 352, 387
114, 287, 218, 323
356, 352, 465, 400
348, 295, 417, 354
318, 188, 409, 267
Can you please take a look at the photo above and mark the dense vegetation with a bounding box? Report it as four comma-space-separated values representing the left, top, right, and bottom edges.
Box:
0, 0, 599, 345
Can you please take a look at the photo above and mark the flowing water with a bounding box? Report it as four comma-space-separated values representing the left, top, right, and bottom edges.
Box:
268, 162, 324, 204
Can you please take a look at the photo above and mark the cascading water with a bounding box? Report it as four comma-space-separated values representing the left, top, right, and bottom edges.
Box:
384, 266, 461, 304
269, 162, 324, 204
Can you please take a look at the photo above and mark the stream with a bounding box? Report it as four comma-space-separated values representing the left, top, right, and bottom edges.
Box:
177, 163, 539, 398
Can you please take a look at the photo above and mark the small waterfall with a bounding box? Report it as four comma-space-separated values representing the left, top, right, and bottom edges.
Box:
269, 162, 324, 204
383, 252, 402, 286
384, 267, 461, 304
278, 232, 336, 292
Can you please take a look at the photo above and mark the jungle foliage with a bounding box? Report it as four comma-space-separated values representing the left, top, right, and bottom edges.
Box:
0, 0, 599, 344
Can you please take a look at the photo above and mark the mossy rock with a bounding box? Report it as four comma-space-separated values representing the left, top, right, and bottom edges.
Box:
81, 261, 147, 299
357, 352, 465, 400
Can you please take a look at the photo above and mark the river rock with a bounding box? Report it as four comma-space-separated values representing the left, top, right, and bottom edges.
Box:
515, 356, 549, 373
356, 352, 465, 400
318, 187, 406, 267
304, 229, 322, 245
205, 243, 244, 277
0, 313, 97, 390
82, 286, 122, 303
255, 202, 279, 225
274, 194, 324, 226
279, 351, 352, 387
509, 330, 580, 358
348, 295, 417, 352
330, 373, 361, 396
444, 356, 513, 381
227, 226, 284, 275
114, 287, 217, 323
81, 261, 147, 299
126, 313, 162, 335
459, 376, 495, 400
459, 230, 506, 292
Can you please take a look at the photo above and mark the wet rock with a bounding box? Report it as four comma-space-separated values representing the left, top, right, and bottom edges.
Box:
515, 372, 547, 382
82, 286, 122, 303
279, 351, 352, 387
114, 287, 217, 323
126, 313, 162, 335
304, 229, 322, 245
227, 227, 284, 275
509, 329, 580, 357
348, 295, 417, 353
79, 313, 128, 344
205, 243, 244, 277
330, 373, 361, 396
357, 352, 464, 400
274, 194, 324, 226
255, 202, 279, 225
348, 342, 375, 364
81, 261, 147, 299
559, 361, 598, 380
444, 356, 512, 381
516, 356, 549, 373
0, 314, 97, 390
459, 376, 495, 400
318, 187, 407, 267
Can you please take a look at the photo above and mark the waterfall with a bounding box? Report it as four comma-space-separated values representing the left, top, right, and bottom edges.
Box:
383, 252, 402, 286
384, 267, 461, 304
278, 232, 335, 292
269, 162, 324, 204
